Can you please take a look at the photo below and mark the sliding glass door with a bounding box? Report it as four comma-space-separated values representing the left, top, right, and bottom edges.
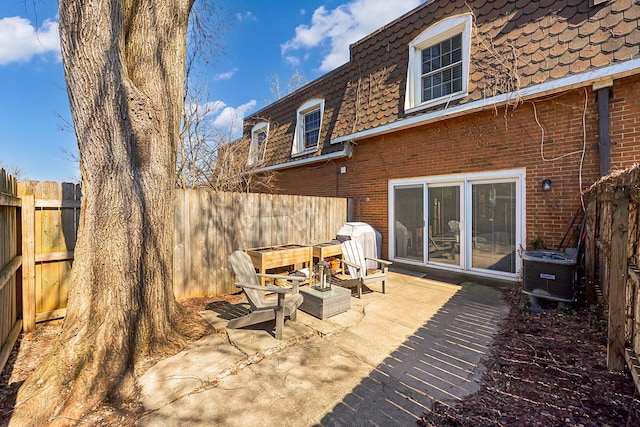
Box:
393, 185, 424, 261
390, 170, 523, 279
470, 182, 517, 274
428, 185, 461, 267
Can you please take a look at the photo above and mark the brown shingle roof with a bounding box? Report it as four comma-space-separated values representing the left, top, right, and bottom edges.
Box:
245, 0, 640, 169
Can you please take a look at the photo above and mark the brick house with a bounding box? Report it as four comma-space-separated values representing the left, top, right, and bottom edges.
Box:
238, 0, 640, 284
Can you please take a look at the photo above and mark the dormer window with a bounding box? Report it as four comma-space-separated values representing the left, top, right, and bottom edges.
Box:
292, 98, 324, 157
405, 14, 472, 113
421, 34, 463, 102
303, 109, 321, 148
248, 122, 269, 166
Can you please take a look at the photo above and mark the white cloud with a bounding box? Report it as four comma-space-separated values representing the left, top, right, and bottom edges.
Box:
281, 0, 423, 72
202, 100, 226, 115
284, 55, 301, 67
184, 99, 256, 138
211, 100, 257, 136
212, 68, 238, 81
184, 100, 225, 118
236, 11, 257, 22
0, 16, 60, 65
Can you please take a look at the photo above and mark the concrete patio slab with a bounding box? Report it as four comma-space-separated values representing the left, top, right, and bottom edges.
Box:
138, 334, 246, 411
136, 271, 510, 427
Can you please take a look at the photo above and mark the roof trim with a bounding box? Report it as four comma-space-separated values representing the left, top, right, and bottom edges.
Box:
332, 58, 640, 144
251, 148, 351, 173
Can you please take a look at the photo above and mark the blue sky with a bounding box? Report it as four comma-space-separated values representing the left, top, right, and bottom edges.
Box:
0, 0, 425, 182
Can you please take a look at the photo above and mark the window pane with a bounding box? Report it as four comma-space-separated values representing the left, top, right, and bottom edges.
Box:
432, 84, 442, 99
305, 109, 320, 130
422, 50, 432, 74
420, 32, 464, 102
305, 129, 319, 148
395, 186, 424, 261
422, 76, 432, 101
443, 80, 452, 96
452, 47, 462, 63
452, 33, 462, 50
471, 183, 516, 273
442, 68, 451, 82
432, 55, 441, 70
453, 77, 462, 93
428, 186, 460, 266
304, 109, 321, 148
442, 50, 451, 67
452, 64, 462, 79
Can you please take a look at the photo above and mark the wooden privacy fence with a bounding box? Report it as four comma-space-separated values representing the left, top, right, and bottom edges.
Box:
173, 190, 347, 299
584, 164, 640, 392
0, 169, 21, 373
18, 181, 81, 331
0, 182, 345, 371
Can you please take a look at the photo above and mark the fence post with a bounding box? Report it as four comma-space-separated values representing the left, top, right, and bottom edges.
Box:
585, 196, 597, 303
21, 194, 36, 332
608, 187, 629, 371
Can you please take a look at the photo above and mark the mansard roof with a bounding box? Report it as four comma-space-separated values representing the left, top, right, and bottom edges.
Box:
244, 0, 640, 169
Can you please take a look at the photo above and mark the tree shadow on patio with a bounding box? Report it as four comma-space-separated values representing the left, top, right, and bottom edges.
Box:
317, 283, 509, 426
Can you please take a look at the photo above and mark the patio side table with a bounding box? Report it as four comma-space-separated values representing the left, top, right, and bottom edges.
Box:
299, 285, 351, 320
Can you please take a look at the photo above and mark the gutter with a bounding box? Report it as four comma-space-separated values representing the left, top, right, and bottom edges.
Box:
332, 58, 640, 145
251, 147, 351, 173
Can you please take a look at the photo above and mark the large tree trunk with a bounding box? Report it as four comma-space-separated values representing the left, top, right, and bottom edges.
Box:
10, 1, 206, 425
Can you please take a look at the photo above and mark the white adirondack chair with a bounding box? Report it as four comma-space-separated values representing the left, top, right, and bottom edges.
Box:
338, 240, 392, 298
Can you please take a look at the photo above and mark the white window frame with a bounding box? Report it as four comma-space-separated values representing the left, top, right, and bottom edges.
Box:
388, 168, 526, 281
404, 14, 472, 114
248, 122, 269, 166
292, 98, 324, 157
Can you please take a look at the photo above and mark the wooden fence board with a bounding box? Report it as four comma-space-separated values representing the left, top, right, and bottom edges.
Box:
17, 182, 80, 329
173, 189, 187, 300
21, 194, 35, 332
599, 199, 612, 297
201, 189, 215, 297
607, 188, 630, 370
275, 194, 292, 246
0, 169, 22, 373
0, 194, 20, 207
213, 191, 229, 295
187, 189, 203, 297
171, 191, 346, 299
202, 190, 216, 297
0, 320, 21, 376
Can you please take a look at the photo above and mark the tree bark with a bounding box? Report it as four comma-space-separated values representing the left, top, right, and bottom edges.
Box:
10, 1, 205, 425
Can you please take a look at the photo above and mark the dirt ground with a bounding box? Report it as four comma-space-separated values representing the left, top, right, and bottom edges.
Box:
2, 290, 640, 426
419, 289, 640, 427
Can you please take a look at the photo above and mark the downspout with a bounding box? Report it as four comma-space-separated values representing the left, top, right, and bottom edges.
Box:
594, 80, 613, 177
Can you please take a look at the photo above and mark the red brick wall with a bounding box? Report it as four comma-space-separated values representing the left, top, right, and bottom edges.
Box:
610, 74, 640, 166
267, 76, 640, 258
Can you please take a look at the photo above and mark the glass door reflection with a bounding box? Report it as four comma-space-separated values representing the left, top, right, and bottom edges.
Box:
394, 186, 424, 261
471, 182, 516, 273
428, 185, 461, 266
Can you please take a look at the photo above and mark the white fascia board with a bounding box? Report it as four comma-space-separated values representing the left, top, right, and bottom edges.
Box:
251, 149, 350, 174
332, 58, 640, 145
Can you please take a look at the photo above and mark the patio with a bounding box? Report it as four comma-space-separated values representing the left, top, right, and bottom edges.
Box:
136, 270, 509, 426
